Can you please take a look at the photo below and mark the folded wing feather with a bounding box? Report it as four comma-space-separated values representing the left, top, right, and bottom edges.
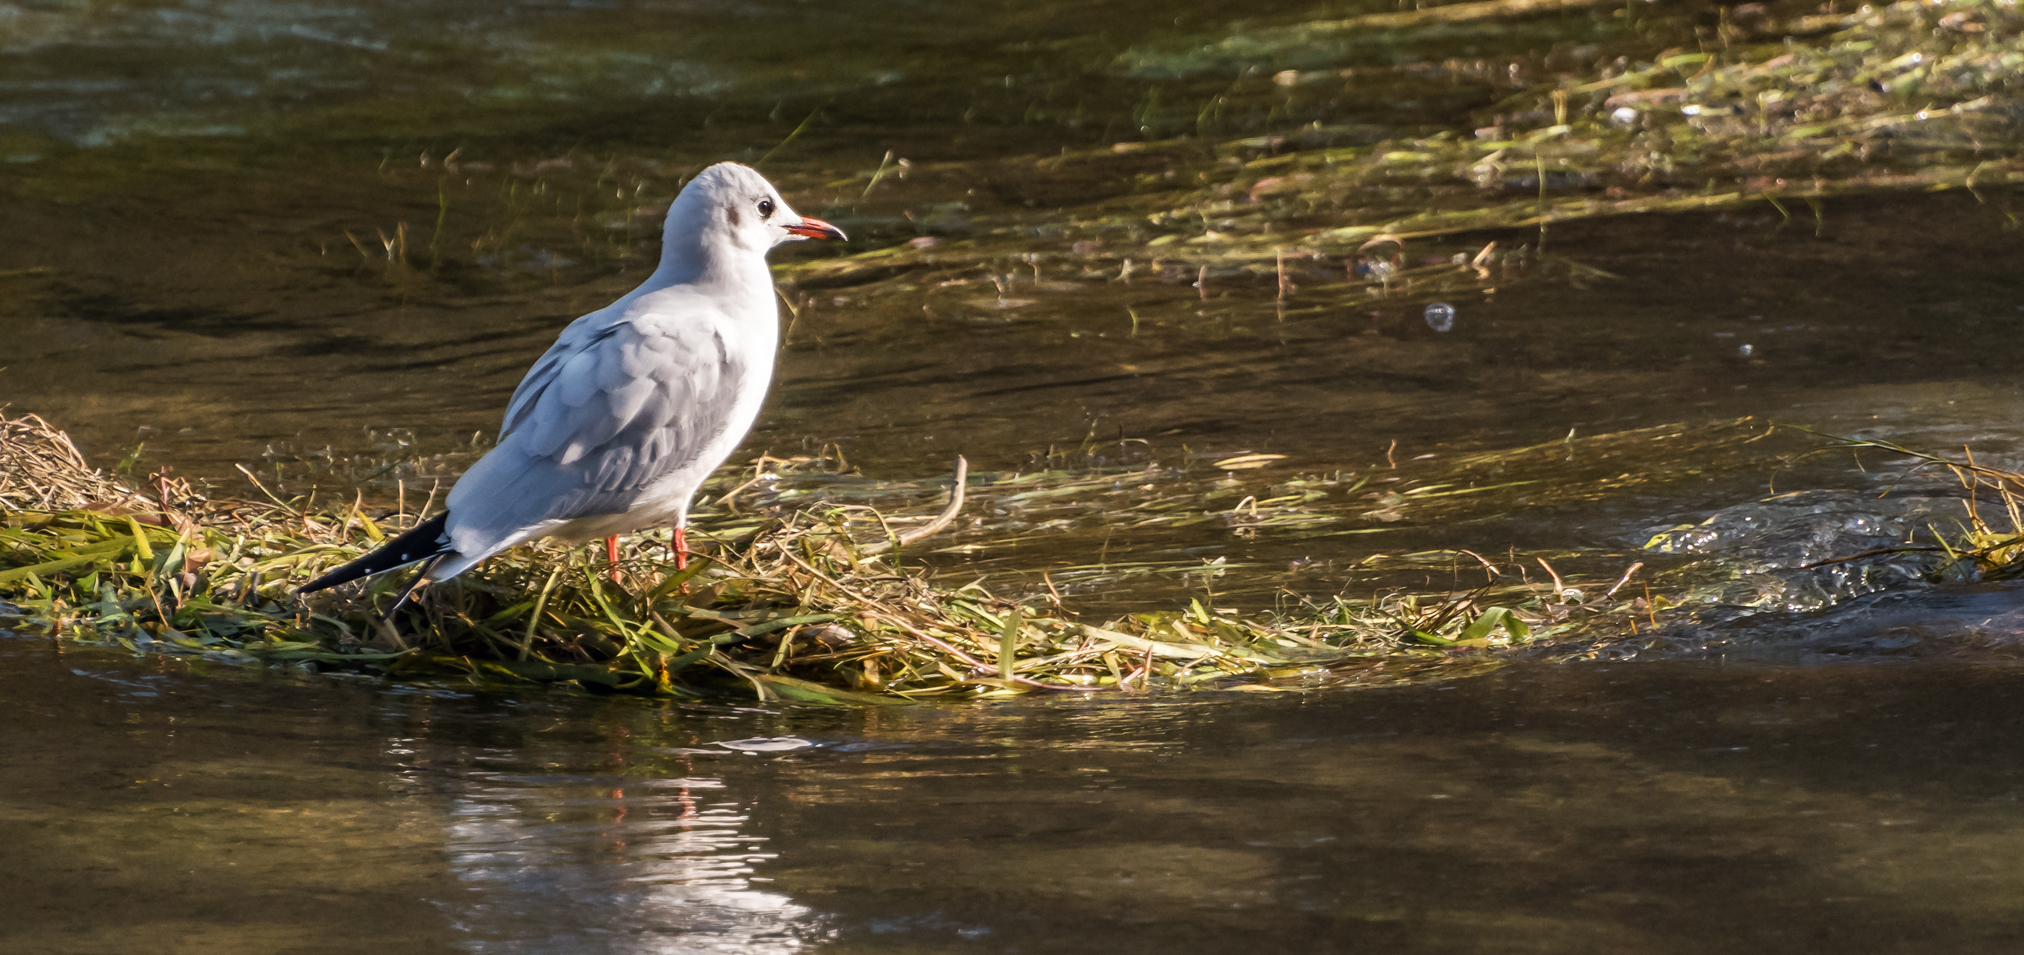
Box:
445, 292, 746, 558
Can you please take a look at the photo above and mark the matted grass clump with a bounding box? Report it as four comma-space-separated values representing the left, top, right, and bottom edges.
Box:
0, 413, 1651, 701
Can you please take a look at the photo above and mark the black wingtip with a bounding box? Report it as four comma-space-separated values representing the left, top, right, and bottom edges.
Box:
299, 512, 454, 595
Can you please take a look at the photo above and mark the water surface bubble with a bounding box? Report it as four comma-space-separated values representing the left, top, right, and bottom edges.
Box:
1424, 302, 1456, 332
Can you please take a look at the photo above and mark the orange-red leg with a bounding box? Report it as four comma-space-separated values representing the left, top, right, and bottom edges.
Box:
671, 526, 689, 571
605, 534, 622, 582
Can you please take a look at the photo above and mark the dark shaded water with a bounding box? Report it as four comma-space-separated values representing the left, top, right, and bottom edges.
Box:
12, 635, 2024, 954
8, 0, 2024, 947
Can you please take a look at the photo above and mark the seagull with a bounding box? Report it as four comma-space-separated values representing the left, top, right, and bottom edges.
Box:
300, 162, 845, 609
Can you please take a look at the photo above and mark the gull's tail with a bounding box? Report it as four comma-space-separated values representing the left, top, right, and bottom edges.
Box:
299, 512, 454, 599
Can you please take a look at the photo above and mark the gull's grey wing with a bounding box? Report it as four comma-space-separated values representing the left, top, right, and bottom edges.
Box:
444, 292, 751, 556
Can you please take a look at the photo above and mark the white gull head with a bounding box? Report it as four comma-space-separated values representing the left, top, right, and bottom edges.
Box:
656, 162, 846, 286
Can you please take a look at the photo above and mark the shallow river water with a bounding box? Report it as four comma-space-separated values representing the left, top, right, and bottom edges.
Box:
14, 637, 2024, 954
6, 0, 2024, 949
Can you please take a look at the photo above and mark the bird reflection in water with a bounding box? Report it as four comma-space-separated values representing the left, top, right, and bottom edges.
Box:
441, 750, 824, 952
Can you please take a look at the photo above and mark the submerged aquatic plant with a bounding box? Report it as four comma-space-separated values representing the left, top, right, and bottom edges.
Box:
0, 413, 1659, 701
774, 0, 2024, 302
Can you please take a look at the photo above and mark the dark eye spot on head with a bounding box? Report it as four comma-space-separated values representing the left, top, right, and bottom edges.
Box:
726, 206, 741, 227
757, 198, 776, 219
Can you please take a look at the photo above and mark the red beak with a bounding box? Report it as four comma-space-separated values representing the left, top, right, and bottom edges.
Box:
784, 216, 847, 241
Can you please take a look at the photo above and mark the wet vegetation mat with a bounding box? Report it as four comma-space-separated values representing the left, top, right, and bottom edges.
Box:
7, 410, 2020, 698
0, 412, 1688, 701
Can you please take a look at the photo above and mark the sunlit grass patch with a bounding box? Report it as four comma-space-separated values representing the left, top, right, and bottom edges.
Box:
0, 413, 1660, 701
